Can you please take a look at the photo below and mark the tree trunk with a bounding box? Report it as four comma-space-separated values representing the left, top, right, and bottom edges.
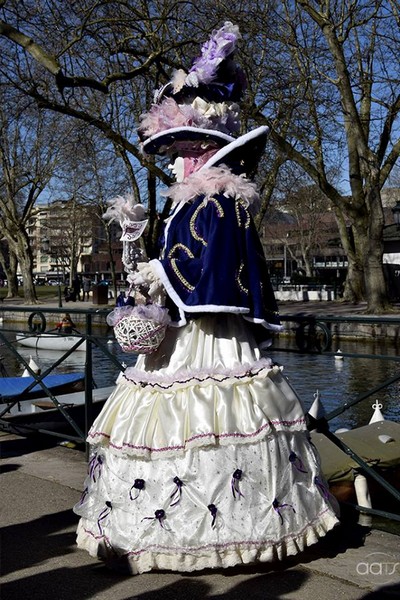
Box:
342, 258, 364, 303
20, 257, 37, 303
5, 251, 19, 298
364, 248, 388, 312
147, 167, 159, 258
17, 233, 37, 304
104, 222, 118, 299
358, 185, 389, 312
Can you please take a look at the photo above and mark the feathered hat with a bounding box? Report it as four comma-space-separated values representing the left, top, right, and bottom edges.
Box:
139, 22, 268, 177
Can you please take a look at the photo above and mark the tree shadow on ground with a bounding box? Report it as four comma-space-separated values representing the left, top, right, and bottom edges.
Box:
1, 506, 369, 600
1, 508, 79, 577
1, 565, 311, 600
0, 433, 58, 459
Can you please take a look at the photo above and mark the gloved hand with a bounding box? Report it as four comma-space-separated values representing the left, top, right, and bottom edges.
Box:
128, 262, 158, 287
128, 262, 164, 302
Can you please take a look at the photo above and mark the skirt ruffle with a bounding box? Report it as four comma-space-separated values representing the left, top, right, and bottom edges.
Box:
87, 316, 307, 458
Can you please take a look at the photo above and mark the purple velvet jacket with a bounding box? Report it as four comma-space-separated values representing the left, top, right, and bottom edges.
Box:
151, 192, 281, 333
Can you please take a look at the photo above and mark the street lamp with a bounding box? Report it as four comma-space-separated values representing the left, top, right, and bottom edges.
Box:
42, 238, 62, 308
392, 201, 400, 229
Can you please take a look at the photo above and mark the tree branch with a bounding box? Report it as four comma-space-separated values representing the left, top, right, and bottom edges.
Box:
377, 93, 400, 164
0, 18, 168, 94
28, 89, 171, 185
0, 19, 61, 75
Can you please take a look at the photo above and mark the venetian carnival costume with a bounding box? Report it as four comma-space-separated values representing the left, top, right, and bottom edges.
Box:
74, 22, 339, 575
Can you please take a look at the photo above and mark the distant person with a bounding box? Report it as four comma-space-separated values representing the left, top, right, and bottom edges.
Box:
82, 277, 91, 301
57, 313, 75, 334
64, 286, 76, 302
116, 290, 135, 307
73, 276, 81, 301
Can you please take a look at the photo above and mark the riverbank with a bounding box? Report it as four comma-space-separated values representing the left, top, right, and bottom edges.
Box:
278, 300, 400, 344
2, 297, 400, 341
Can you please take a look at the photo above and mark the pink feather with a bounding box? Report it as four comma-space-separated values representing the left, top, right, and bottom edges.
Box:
160, 166, 259, 207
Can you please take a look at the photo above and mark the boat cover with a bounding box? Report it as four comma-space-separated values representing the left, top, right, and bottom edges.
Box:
311, 421, 400, 482
0, 373, 85, 401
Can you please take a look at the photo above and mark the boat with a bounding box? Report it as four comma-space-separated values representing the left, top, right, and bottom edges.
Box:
16, 332, 86, 352
0, 372, 86, 402
0, 385, 114, 436
308, 396, 400, 520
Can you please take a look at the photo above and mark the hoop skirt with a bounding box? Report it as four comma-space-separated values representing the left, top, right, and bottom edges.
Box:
74, 314, 339, 574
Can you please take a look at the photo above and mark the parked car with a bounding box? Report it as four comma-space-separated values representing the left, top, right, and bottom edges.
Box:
47, 279, 64, 286
34, 277, 47, 286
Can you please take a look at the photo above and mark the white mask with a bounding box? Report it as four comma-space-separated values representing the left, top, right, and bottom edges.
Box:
168, 157, 185, 182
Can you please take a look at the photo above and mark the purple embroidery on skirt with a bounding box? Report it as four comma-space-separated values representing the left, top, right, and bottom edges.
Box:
314, 476, 330, 499
170, 476, 184, 507
208, 504, 218, 528
89, 454, 103, 482
78, 486, 89, 505
289, 451, 307, 473
142, 509, 166, 528
97, 501, 112, 534
272, 498, 295, 525
88, 417, 307, 454
129, 478, 145, 500
231, 469, 244, 499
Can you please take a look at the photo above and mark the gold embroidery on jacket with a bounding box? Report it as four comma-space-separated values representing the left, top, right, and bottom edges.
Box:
168, 244, 196, 291
189, 198, 224, 246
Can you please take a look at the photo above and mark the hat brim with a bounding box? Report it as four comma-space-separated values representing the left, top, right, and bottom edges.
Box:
142, 126, 235, 155
200, 126, 269, 177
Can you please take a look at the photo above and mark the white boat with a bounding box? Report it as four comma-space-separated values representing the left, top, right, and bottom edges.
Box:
16, 333, 86, 352
0, 385, 114, 434
1, 372, 86, 402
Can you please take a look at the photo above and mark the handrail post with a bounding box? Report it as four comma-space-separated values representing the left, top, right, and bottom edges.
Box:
85, 312, 93, 459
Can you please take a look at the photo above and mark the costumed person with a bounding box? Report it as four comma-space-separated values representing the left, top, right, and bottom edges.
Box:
74, 22, 339, 575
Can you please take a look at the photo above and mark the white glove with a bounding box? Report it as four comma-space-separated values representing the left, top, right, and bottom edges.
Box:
128, 262, 164, 302
128, 262, 158, 287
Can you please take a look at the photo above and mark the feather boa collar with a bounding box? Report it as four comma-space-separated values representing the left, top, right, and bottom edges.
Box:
160, 165, 259, 208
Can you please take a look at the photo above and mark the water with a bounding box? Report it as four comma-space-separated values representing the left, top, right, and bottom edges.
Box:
0, 324, 130, 388
270, 338, 400, 431
1, 323, 399, 430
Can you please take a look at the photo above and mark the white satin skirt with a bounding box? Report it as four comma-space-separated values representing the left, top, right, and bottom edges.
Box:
74, 315, 339, 574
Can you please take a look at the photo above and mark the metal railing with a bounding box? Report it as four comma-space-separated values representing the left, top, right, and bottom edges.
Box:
0, 305, 399, 526
0, 306, 123, 447
274, 313, 400, 526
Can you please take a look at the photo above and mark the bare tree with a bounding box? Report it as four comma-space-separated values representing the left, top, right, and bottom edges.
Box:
0, 91, 63, 301
0, 0, 188, 253
286, 184, 333, 277
258, 1, 400, 310
1, 1, 398, 312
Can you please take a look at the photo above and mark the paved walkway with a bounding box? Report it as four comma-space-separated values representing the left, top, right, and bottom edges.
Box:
1, 433, 400, 600
2, 295, 400, 317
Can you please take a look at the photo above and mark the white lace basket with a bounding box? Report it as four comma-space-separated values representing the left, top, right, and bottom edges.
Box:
113, 314, 167, 354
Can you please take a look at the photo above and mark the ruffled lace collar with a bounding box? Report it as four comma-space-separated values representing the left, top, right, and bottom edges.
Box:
160, 165, 259, 207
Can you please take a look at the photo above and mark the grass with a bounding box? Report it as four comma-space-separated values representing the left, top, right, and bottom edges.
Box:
0, 285, 62, 301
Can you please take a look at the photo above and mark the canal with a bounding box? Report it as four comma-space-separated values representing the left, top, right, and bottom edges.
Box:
1, 323, 399, 432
